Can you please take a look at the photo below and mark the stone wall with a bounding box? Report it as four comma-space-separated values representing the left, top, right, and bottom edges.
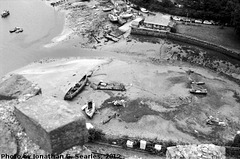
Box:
167, 33, 240, 60
130, 27, 240, 60
14, 96, 88, 154
166, 144, 226, 159
131, 27, 167, 38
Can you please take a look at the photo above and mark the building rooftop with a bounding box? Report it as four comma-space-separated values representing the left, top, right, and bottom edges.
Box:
144, 13, 171, 26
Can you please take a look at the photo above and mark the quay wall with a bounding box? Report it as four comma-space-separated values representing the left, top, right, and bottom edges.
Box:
131, 27, 240, 60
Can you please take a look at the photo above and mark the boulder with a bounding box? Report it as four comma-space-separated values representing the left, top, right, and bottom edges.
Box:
0, 121, 17, 156
0, 74, 41, 100
14, 96, 88, 154
166, 144, 226, 159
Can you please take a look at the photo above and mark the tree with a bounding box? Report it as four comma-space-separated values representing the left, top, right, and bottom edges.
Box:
232, 4, 240, 35
161, 0, 174, 8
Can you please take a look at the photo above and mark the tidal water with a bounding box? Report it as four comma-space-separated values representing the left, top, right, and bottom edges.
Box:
0, 0, 65, 77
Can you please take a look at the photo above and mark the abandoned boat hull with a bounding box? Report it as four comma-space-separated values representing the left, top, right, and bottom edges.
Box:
97, 82, 126, 91
64, 75, 88, 100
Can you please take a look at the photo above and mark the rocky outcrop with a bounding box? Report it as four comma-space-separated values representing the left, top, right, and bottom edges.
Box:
14, 95, 88, 154
0, 74, 41, 101
166, 144, 226, 159
0, 121, 17, 156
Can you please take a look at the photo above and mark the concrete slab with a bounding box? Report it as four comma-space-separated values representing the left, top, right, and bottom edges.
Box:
14, 95, 88, 154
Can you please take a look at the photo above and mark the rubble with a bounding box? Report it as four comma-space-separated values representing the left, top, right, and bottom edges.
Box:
108, 99, 126, 107
91, 81, 126, 91
102, 113, 117, 124
206, 116, 227, 127
0, 74, 41, 100
0, 121, 17, 156
166, 144, 226, 159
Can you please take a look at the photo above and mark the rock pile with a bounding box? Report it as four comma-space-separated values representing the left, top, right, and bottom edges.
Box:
166, 144, 226, 159
0, 74, 41, 101
0, 121, 17, 156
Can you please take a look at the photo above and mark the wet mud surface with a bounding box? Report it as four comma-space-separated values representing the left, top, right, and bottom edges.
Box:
90, 56, 240, 144
100, 97, 160, 123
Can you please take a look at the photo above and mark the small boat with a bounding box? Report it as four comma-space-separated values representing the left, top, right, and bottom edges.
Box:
191, 81, 205, 85
64, 75, 88, 100
9, 27, 23, 33
83, 101, 96, 119
9, 28, 17, 33
140, 7, 149, 13
130, 4, 140, 10
120, 13, 133, 19
102, 7, 113, 12
108, 14, 118, 22
15, 28, 23, 33
1, 10, 10, 18
189, 89, 207, 94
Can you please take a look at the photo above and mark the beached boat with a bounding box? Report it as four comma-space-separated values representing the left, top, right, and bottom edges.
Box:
130, 4, 140, 10
102, 7, 113, 12
189, 89, 207, 94
9, 28, 17, 33
64, 75, 88, 100
191, 81, 205, 85
9, 27, 23, 33
84, 101, 96, 118
120, 12, 133, 19
140, 7, 149, 13
108, 14, 118, 22
15, 28, 23, 33
1, 10, 10, 18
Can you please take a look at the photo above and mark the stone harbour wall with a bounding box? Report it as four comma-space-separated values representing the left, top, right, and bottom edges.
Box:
131, 27, 167, 39
131, 27, 240, 60
166, 144, 226, 159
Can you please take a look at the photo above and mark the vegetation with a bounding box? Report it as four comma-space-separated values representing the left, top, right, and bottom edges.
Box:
129, 0, 240, 36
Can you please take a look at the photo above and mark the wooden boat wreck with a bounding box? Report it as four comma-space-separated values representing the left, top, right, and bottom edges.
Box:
1, 10, 10, 18
64, 75, 88, 100
82, 101, 96, 119
91, 81, 126, 91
